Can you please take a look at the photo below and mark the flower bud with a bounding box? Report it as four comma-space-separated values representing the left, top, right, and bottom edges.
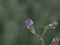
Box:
53, 21, 58, 26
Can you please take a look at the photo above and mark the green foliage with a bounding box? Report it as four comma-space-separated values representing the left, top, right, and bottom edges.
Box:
0, 0, 60, 45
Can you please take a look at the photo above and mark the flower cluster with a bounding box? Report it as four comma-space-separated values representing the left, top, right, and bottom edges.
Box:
25, 18, 35, 33
25, 18, 34, 29
50, 37, 60, 45
25, 18, 58, 45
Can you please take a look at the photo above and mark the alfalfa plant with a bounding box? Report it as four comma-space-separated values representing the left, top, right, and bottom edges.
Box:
25, 18, 59, 45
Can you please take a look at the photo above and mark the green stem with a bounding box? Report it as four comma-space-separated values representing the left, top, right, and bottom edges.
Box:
41, 30, 46, 37
41, 38, 44, 45
34, 33, 44, 45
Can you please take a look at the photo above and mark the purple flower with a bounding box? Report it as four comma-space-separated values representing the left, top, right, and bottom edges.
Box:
25, 19, 34, 29
48, 21, 58, 29
48, 23, 55, 29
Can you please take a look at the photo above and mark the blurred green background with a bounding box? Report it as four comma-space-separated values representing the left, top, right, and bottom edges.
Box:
0, 0, 60, 45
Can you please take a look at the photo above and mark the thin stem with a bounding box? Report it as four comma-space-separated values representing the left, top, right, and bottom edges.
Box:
41, 38, 44, 45
41, 26, 49, 37
41, 30, 46, 37
33, 33, 44, 45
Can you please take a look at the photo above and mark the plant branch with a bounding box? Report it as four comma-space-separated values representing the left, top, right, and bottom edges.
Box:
33, 33, 44, 45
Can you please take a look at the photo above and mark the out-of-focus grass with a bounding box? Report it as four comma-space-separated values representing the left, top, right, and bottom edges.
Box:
0, 0, 60, 45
